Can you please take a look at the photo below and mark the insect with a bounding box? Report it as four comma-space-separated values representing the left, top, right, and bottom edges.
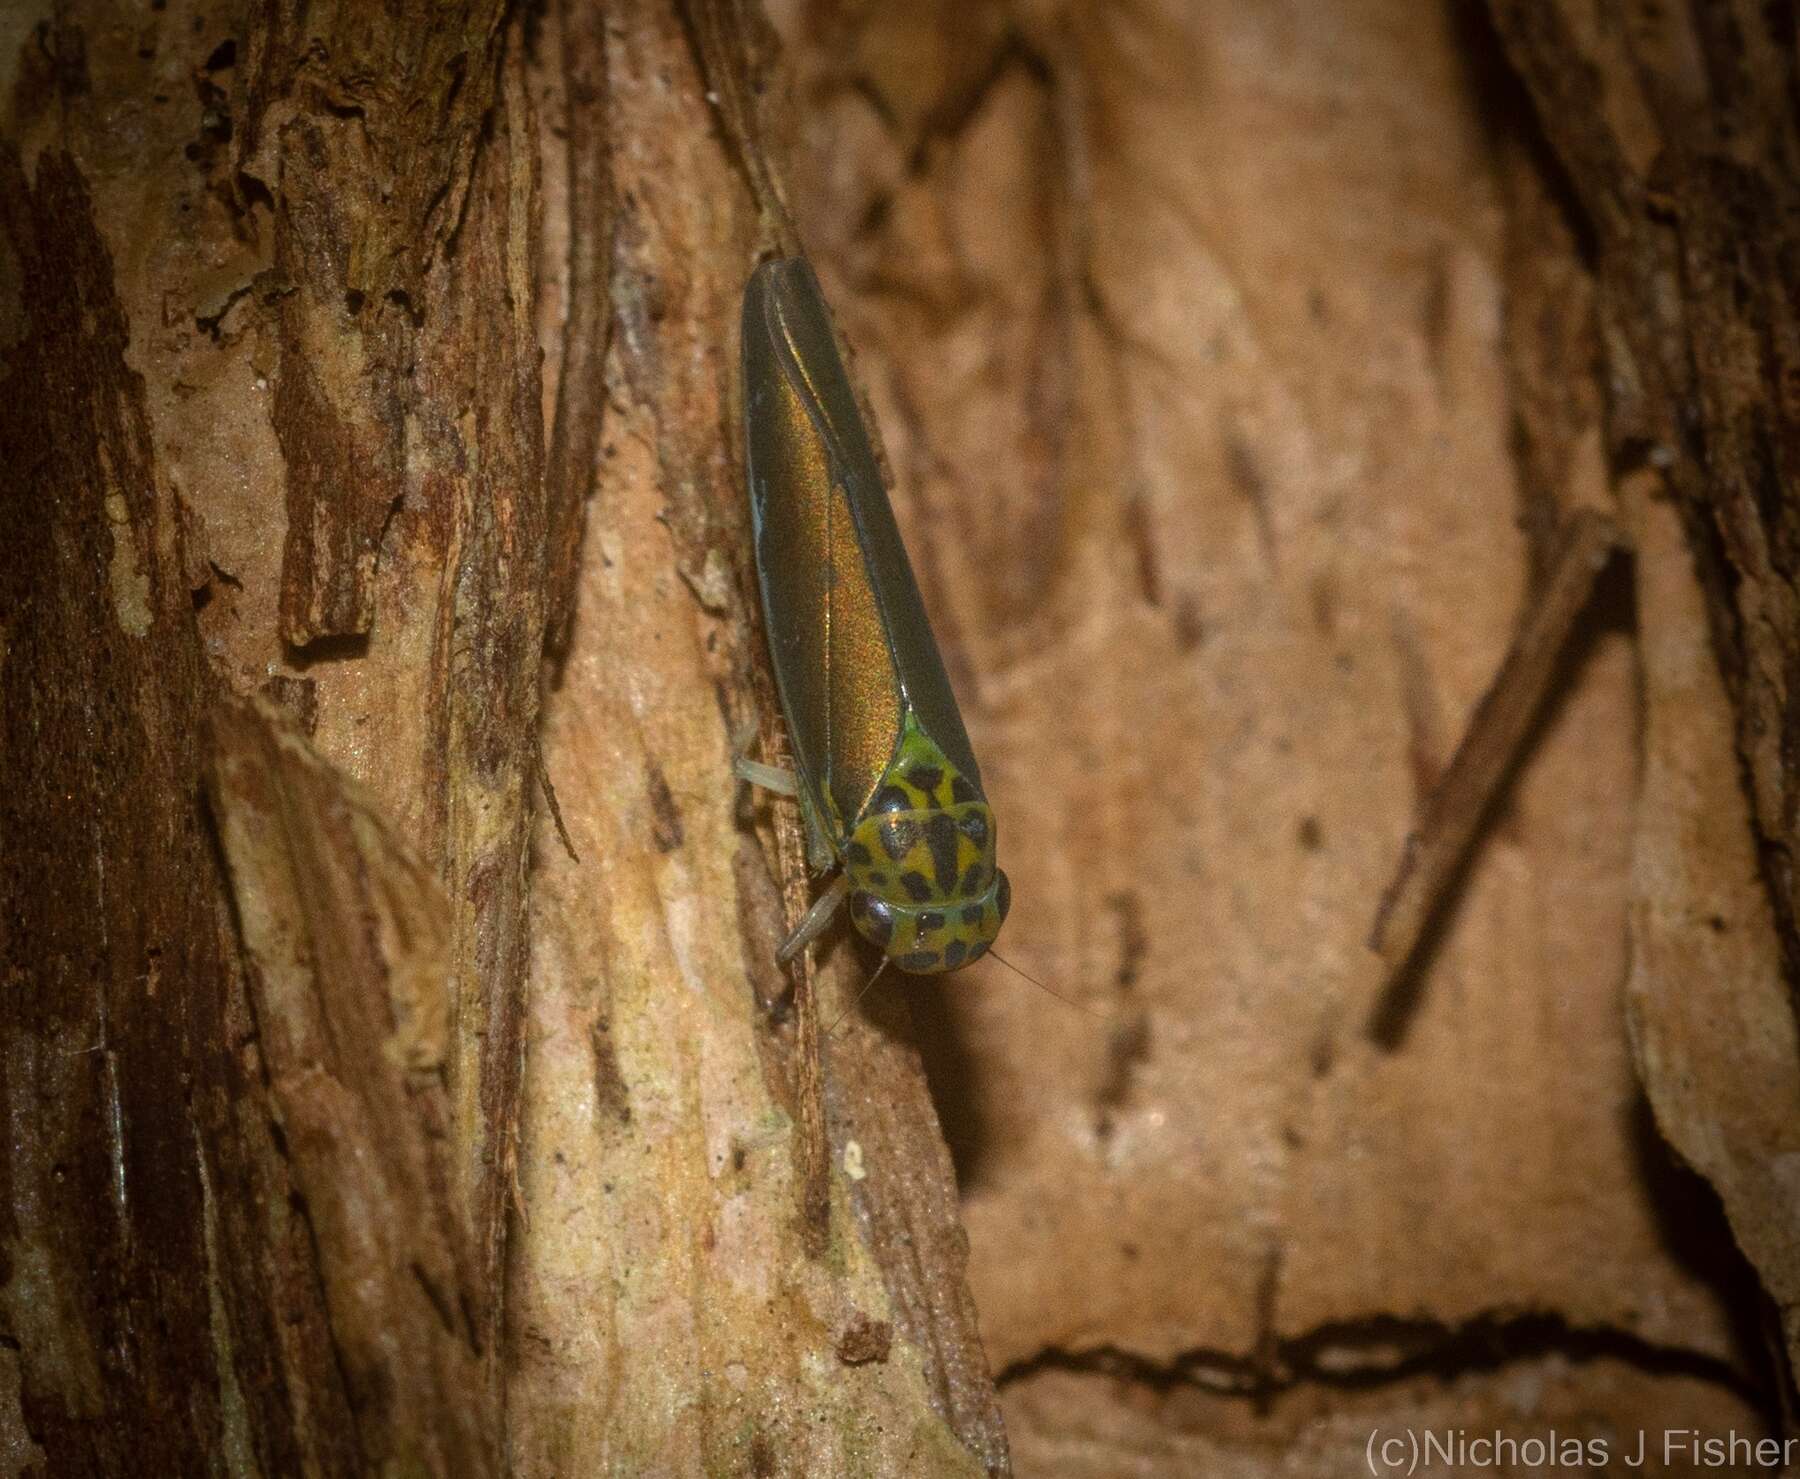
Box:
738, 255, 1010, 975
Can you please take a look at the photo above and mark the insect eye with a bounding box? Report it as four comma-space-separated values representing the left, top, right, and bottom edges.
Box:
872, 784, 912, 815
849, 892, 895, 950
994, 870, 1011, 924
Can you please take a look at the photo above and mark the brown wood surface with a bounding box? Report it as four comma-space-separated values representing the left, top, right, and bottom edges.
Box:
3, 1, 1797, 1474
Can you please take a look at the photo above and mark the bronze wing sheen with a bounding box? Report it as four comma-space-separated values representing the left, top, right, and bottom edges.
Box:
741, 257, 984, 835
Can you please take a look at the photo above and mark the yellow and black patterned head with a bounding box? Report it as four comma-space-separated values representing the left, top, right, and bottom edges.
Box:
841, 729, 1010, 974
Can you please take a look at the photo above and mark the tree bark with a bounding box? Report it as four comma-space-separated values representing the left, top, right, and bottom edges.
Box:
3, 0, 1004, 1473
1489, 0, 1800, 1400
5, 0, 1800, 1474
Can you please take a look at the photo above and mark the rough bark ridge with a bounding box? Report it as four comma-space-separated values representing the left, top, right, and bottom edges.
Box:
506, 1, 1008, 1470
2, 0, 1008, 1472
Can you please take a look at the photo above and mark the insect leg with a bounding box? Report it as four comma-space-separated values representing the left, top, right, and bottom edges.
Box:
734, 755, 836, 869
734, 756, 800, 796
793, 787, 838, 874
777, 872, 852, 964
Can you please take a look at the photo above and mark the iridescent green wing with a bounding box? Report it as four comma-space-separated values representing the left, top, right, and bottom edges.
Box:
742, 257, 985, 839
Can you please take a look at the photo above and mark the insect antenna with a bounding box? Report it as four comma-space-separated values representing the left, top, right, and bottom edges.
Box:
825, 956, 891, 1036
987, 948, 1108, 1019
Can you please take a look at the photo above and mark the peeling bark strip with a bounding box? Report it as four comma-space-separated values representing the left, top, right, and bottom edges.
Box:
234, 0, 509, 644
205, 695, 499, 1476
1486, 0, 1800, 1388
673, 13, 1009, 1454
1628, 491, 1800, 1376
1487, 1, 1800, 973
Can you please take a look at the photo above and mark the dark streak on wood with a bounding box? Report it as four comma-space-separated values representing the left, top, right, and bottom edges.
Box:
1106, 889, 1148, 992
1093, 1012, 1151, 1142
545, 0, 616, 657
1225, 422, 1278, 572
537, 737, 582, 864
0, 141, 230, 1475
234, 0, 510, 645
0, 145, 359, 1476
646, 755, 686, 852
589, 1014, 634, 1127
1123, 489, 1162, 608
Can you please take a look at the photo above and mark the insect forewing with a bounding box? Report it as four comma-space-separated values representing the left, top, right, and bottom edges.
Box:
741, 258, 984, 834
